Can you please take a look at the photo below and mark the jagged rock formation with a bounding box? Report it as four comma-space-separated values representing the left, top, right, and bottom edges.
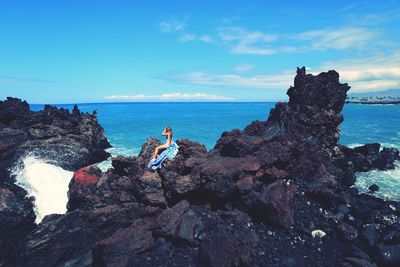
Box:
0, 98, 111, 266
0, 98, 110, 174
1, 68, 400, 266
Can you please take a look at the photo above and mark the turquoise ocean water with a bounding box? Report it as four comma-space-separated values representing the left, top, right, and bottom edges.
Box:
30, 102, 400, 200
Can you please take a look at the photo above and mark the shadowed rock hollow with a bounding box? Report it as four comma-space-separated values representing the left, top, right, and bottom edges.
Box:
1, 68, 400, 267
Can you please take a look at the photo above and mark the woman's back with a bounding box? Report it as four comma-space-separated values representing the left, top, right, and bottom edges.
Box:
164, 127, 172, 145
166, 132, 172, 145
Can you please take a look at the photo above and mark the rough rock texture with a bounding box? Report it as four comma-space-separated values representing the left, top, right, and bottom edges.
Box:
0, 98, 110, 174
0, 184, 35, 266
0, 98, 111, 266
1, 68, 400, 267
256, 180, 297, 228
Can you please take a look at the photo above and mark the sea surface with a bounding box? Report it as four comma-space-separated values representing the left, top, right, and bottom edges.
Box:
15, 102, 400, 223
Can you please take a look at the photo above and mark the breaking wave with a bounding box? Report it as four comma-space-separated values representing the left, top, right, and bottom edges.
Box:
12, 155, 73, 224
355, 162, 400, 200
348, 142, 400, 201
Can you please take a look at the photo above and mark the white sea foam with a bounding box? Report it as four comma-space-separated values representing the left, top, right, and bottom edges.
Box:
107, 146, 139, 156
12, 156, 73, 223
347, 143, 364, 149
379, 143, 400, 149
354, 161, 400, 200
96, 147, 139, 171
347, 143, 399, 150
97, 158, 113, 171
346, 143, 400, 200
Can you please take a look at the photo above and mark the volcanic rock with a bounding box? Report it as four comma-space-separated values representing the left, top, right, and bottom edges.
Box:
0, 98, 111, 265
256, 180, 297, 228
2, 68, 400, 266
369, 184, 380, 192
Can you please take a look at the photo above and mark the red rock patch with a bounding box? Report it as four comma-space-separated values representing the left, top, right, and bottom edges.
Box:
72, 166, 100, 185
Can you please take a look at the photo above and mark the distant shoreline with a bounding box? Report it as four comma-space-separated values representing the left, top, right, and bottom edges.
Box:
28, 101, 279, 106
346, 101, 400, 105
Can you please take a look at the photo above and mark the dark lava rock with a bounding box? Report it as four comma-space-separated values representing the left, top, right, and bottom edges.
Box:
92, 218, 156, 267
111, 156, 166, 207
137, 137, 162, 168
0, 97, 29, 121
111, 156, 142, 177
131, 170, 167, 207
343, 257, 378, 267
155, 200, 190, 238
175, 210, 203, 244
0, 185, 35, 266
176, 138, 208, 158
369, 184, 380, 192
256, 180, 297, 228
67, 165, 102, 211
0, 98, 111, 175
361, 224, 381, 247
3, 68, 400, 267
0, 98, 111, 185
337, 222, 358, 241
376, 244, 400, 266
0, 98, 111, 265
197, 209, 258, 267
305, 183, 346, 207
17, 202, 155, 267
340, 144, 400, 173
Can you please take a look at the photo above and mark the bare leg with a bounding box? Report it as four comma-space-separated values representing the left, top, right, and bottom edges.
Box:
151, 144, 168, 160
151, 148, 159, 161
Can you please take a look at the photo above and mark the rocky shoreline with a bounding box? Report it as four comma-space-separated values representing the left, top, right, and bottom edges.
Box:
346, 101, 400, 105
0, 98, 111, 266
1, 67, 400, 266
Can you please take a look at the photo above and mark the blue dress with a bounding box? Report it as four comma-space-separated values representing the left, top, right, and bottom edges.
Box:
147, 141, 179, 170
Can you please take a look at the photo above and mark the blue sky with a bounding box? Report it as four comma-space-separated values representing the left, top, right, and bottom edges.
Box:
0, 0, 399, 103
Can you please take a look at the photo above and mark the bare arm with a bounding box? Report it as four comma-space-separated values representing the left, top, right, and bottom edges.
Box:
161, 128, 167, 136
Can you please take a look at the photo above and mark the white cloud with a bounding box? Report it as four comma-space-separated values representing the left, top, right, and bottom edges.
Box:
230, 43, 277, 55
105, 93, 234, 101
170, 24, 383, 55
217, 27, 278, 55
161, 71, 293, 89
344, 9, 400, 26
217, 26, 381, 55
293, 27, 380, 51
157, 16, 399, 93
220, 16, 240, 25
159, 18, 213, 43
218, 27, 277, 43
198, 35, 213, 42
178, 33, 213, 43
233, 64, 254, 72
316, 52, 400, 92
179, 33, 197, 42
160, 20, 186, 33
350, 79, 399, 91
160, 51, 400, 92
166, 26, 280, 54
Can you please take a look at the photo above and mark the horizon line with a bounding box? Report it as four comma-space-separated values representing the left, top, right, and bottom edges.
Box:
28, 100, 288, 105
